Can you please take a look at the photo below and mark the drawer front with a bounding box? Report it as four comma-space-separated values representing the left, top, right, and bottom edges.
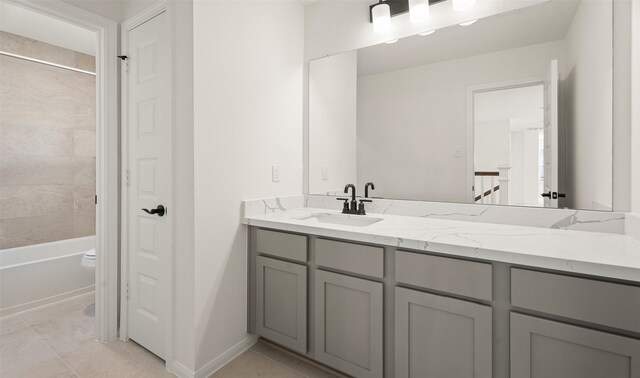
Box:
395, 251, 492, 301
256, 229, 307, 262
511, 268, 640, 333
316, 238, 384, 278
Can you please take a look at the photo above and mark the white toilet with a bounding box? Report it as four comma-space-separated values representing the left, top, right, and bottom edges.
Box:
80, 248, 96, 316
81, 248, 96, 270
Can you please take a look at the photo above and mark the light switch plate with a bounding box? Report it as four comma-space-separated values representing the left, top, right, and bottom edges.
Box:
272, 165, 281, 182
322, 167, 328, 180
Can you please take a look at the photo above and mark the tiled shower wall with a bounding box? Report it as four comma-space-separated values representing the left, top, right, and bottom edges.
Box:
0, 32, 96, 249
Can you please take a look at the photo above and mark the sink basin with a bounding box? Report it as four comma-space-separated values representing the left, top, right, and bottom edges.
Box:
298, 213, 383, 227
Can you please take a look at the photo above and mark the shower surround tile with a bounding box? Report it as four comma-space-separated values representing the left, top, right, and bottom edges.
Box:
0, 214, 74, 249
0, 124, 75, 156
73, 130, 96, 157
0, 154, 75, 186
0, 185, 74, 219
0, 32, 96, 249
74, 210, 96, 238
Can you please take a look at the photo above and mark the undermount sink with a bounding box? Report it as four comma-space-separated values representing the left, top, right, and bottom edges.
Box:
298, 213, 383, 227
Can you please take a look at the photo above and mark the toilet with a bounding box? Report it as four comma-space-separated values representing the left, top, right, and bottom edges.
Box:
80, 248, 96, 316
81, 248, 96, 270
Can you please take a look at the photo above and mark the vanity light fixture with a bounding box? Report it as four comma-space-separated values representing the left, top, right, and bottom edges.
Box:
419, 30, 436, 36
369, 0, 459, 33
371, 0, 392, 34
452, 0, 476, 11
459, 19, 478, 26
409, 0, 430, 23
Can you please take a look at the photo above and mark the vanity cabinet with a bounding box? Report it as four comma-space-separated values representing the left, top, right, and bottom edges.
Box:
511, 313, 640, 378
314, 269, 383, 378
255, 256, 307, 353
249, 227, 640, 378
395, 287, 492, 378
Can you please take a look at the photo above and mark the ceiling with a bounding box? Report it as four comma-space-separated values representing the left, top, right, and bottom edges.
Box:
357, 0, 580, 77
0, 2, 95, 56
474, 85, 544, 131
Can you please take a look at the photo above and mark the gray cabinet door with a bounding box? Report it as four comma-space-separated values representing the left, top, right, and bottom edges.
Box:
314, 270, 383, 378
511, 313, 640, 378
394, 287, 492, 378
256, 256, 307, 353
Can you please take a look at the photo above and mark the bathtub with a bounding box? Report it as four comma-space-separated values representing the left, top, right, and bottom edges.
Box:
0, 236, 95, 317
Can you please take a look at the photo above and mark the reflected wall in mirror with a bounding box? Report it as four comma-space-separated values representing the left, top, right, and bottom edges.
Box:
308, 0, 613, 211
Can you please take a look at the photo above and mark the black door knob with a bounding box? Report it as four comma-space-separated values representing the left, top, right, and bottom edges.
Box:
541, 192, 552, 198
142, 205, 165, 217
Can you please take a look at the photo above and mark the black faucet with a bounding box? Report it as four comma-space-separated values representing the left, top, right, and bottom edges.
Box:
365, 182, 375, 198
344, 184, 357, 213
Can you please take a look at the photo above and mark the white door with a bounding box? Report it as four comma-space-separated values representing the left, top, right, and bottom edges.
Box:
543, 59, 559, 208
126, 11, 171, 360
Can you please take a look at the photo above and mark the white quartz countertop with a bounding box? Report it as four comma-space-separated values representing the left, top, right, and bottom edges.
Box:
245, 207, 640, 282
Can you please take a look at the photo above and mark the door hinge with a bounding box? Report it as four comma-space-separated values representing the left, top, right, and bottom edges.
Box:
125, 170, 130, 187
126, 282, 130, 300
118, 55, 129, 73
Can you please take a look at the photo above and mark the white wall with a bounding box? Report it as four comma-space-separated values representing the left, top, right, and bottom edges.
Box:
356, 41, 564, 202
475, 120, 511, 171
172, 0, 196, 371
192, 0, 304, 371
309, 51, 357, 194
632, 0, 640, 215
563, 0, 613, 210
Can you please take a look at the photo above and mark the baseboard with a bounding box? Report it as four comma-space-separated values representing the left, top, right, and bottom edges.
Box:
170, 360, 196, 378
194, 334, 258, 378
0, 285, 94, 318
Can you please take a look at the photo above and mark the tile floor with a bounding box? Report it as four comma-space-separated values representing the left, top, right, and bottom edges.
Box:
1, 294, 343, 378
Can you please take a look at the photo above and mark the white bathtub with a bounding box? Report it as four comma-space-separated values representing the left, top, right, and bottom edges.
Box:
0, 236, 95, 317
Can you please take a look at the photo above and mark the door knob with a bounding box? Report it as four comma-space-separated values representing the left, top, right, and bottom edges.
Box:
541, 192, 552, 198
142, 205, 165, 217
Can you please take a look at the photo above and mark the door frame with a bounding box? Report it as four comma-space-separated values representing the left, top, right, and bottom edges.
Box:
5, 0, 119, 342
120, 0, 175, 369
466, 77, 544, 204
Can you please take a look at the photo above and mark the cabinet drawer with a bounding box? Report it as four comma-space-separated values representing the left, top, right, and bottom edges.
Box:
395, 251, 492, 301
316, 238, 384, 278
511, 268, 640, 333
256, 229, 307, 262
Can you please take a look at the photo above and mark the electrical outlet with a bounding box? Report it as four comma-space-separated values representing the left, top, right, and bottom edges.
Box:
322, 167, 328, 180
272, 165, 281, 182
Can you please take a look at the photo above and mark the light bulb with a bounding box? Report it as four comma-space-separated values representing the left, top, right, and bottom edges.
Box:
453, 0, 476, 11
409, 0, 429, 23
372, 2, 391, 34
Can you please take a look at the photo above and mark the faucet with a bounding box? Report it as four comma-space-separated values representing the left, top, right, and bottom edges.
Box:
336, 184, 373, 215
344, 184, 357, 213
365, 182, 375, 198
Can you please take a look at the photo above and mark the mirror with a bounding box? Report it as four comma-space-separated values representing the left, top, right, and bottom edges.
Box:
308, 0, 613, 211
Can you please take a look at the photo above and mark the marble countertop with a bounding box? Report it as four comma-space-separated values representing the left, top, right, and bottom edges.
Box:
245, 207, 640, 282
